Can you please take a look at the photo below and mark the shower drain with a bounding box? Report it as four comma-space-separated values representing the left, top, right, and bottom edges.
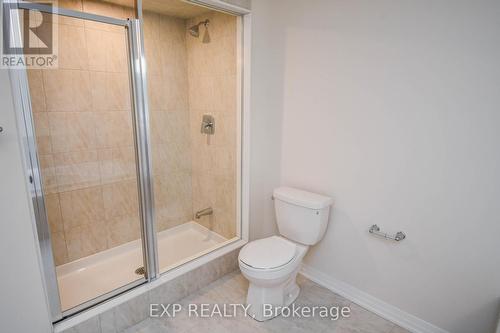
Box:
135, 266, 145, 275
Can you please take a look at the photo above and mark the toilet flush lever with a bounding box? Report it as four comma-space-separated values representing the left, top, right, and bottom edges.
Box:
369, 224, 406, 242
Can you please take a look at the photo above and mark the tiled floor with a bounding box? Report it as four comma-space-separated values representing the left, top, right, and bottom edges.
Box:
125, 271, 410, 333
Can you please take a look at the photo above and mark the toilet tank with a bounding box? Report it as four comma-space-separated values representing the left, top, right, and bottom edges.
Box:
273, 187, 334, 245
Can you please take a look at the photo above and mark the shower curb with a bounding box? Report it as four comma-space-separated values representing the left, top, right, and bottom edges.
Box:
60, 249, 239, 333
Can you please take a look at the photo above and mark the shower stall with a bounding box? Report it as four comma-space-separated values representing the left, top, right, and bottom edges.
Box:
11, 0, 246, 322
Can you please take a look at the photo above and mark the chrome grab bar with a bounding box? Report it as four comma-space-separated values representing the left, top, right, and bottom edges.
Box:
369, 224, 406, 242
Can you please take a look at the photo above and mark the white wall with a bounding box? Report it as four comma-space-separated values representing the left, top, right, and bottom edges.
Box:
0, 70, 53, 332
267, 1, 500, 332
248, 0, 283, 240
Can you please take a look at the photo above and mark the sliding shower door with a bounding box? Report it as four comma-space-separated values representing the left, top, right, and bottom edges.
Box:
17, 2, 151, 319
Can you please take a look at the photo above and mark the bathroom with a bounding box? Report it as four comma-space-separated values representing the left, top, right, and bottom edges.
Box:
1, 0, 500, 333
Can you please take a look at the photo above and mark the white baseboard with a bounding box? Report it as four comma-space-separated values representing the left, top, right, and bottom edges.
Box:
300, 264, 448, 333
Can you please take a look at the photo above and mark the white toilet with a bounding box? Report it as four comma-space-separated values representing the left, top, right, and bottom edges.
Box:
238, 187, 333, 321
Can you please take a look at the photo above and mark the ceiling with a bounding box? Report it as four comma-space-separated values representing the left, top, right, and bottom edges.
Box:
104, 0, 212, 19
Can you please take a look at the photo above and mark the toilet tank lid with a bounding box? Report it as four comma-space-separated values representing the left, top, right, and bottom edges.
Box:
273, 187, 333, 209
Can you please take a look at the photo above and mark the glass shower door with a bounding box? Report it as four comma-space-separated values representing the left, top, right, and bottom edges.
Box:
18, 2, 149, 318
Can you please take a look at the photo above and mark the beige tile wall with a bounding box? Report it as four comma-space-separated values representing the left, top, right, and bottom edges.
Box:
143, 12, 194, 233
28, 2, 238, 266
27, 0, 140, 265
186, 12, 237, 239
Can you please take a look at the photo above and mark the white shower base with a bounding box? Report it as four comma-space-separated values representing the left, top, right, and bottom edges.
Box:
56, 222, 227, 311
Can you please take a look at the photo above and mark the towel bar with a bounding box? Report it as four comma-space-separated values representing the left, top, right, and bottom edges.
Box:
369, 224, 406, 242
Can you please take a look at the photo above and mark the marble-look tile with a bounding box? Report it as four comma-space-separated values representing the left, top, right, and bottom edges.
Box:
33, 112, 52, 155
113, 291, 151, 332
107, 73, 131, 110
102, 180, 139, 220
57, 24, 88, 70
146, 75, 164, 111
64, 316, 100, 333
162, 41, 188, 79
123, 319, 168, 333
29, 0, 150, 263
90, 72, 131, 111
144, 37, 161, 75
148, 269, 399, 333
191, 143, 216, 174
51, 231, 68, 266
149, 270, 197, 306
214, 212, 236, 239
43, 69, 92, 112
159, 16, 185, 46
48, 111, 97, 153
53, 150, 101, 192
154, 173, 193, 229
82, 0, 129, 33
105, 214, 141, 248
99, 309, 117, 333
150, 249, 239, 306
56, 0, 84, 27
213, 113, 236, 147
149, 111, 169, 144
187, 10, 237, 239
65, 223, 107, 261
158, 270, 397, 333
151, 143, 191, 178
45, 193, 64, 233
219, 74, 238, 112
55, 250, 398, 333
157, 306, 199, 333
95, 111, 134, 149
39, 154, 58, 194
85, 27, 107, 71
105, 31, 128, 73
27, 69, 46, 112
98, 147, 137, 184
143, 11, 160, 42
191, 171, 216, 208
59, 186, 105, 231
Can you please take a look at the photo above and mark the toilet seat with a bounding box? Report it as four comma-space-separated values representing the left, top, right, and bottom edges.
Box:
239, 236, 297, 270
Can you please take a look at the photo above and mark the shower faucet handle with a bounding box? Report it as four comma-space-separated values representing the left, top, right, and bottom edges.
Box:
201, 114, 215, 135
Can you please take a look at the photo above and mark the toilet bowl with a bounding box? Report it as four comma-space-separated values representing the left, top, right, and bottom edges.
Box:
239, 236, 308, 321
239, 187, 333, 321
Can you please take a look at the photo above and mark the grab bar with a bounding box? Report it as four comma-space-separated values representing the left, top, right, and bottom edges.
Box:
369, 224, 406, 242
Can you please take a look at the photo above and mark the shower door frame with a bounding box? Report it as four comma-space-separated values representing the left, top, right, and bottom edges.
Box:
8, 0, 251, 326
8, 1, 158, 321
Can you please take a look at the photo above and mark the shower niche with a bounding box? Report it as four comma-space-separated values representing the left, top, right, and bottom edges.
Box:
19, 0, 243, 321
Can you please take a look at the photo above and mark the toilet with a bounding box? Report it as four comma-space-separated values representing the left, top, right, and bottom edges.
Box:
238, 187, 333, 321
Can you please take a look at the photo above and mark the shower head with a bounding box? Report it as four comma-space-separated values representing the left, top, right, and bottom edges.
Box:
188, 19, 210, 41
